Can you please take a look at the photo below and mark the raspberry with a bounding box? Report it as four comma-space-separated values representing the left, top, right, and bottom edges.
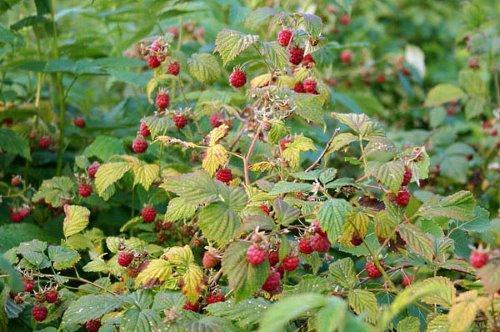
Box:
365, 261, 381, 278
183, 302, 199, 312
260, 204, 270, 215
375, 74, 386, 84
132, 136, 148, 154
215, 168, 233, 184
268, 250, 279, 266
202, 251, 219, 269
301, 54, 315, 67
32, 305, 48, 322
395, 190, 410, 207
173, 113, 188, 129
340, 50, 352, 64
168, 26, 179, 38
351, 234, 363, 246
78, 183, 92, 198
277, 29, 293, 47
155, 91, 170, 109
402, 275, 413, 287
402, 67, 411, 76
147, 55, 161, 69
246, 244, 267, 266
339, 14, 351, 26
262, 270, 281, 292
311, 220, 327, 237
87, 161, 100, 179
298, 237, 314, 254
293, 82, 305, 93
282, 255, 299, 271
139, 121, 151, 137
229, 68, 246, 88
210, 112, 225, 128
402, 168, 412, 186
38, 135, 51, 150
206, 292, 225, 304
45, 289, 58, 303
310, 233, 330, 253
167, 61, 180, 76
117, 251, 134, 267
11, 175, 22, 186
141, 205, 157, 223
10, 211, 23, 223
468, 57, 480, 69
279, 137, 293, 150
85, 319, 101, 332
303, 79, 317, 94
470, 250, 489, 269
289, 46, 304, 65
73, 117, 85, 128
23, 278, 35, 292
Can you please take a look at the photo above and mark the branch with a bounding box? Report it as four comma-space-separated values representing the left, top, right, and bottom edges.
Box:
243, 125, 262, 186
305, 128, 340, 172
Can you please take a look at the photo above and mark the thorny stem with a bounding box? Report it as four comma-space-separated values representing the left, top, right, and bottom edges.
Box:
243, 125, 262, 186
305, 128, 340, 171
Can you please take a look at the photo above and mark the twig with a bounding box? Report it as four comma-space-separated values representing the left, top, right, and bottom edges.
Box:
305, 128, 340, 171
243, 125, 262, 186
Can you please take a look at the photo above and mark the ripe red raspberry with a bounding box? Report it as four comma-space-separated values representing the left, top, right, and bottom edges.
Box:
155, 91, 170, 109
139, 121, 151, 137
32, 305, 48, 322
132, 136, 148, 154
298, 237, 314, 254
310, 233, 330, 253
401, 67, 411, 76
206, 292, 225, 304
339, 14, 351, 26
468, 57, 480, 69
45, 289, 58, 303
402, 168, 412, 186
173, 113, 188, 129
141, 205, 157, 223
375, 74, 386, 84
365, 261, 381, 278
87, 161, 100, 179
289, 46, 304, 65
11, 175, 22, 186
277, 29, 293, 47
183, 302, 199, 312
303, 78, 317, 94
10, 210, 23, 223
117, 251, 134, 267
351, 234, 363, 246
402, 275, 413, 287
147, 55, 161, 69
301, 53, 315, 67
38, 135, 51, 150
210, 112, 226, 128
215, 168, 233, 184
282, 255, 299, 271
340, 50, 352, 64
260, 204, 270, 215
167, 61, 180, 75
23, 278, 35, 292
293, 82, 305, 93
279, 137, 293, 150
470, 250, 489, 269
202, 251, 219, 269
262, 270, 281, 292
268, 250, 279, 266
85, 319, 101, 332
78, 183, 92, 198
395, 190, 410, 207
246, 244, 267, 266
73, 117, 85, 128
229, 68, 246, 88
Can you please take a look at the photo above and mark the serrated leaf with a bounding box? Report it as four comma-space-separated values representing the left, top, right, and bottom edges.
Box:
132, 163, 159, 190
95, 162, 131, 198
180, 263, 205, 302
348, 289, 378, 324
318, 199, 352, 243
0, 128, 30, 159
268, 120, 288, 143
326, 132, 358, 154
424, 84, 466, 107
203, 144, 229, 176
273, 198, 300, 226
208, 124, 229, 146
398, 223, 434, 260
269, 181, 313, 195
206, 298, 271, 329
282, 135, 316, 169
418, 191, 476, 221
188, 53, 221, 83
121, 308, 162, 332
83, 135, 124, 161
315, 297, 347, 332
48, 245, 80, 270
63, 205, 90, 238
161, 171, 219, 205
83, 258, 109, 273
135, 259, 172, 287
165, 197, 197, 221
447, 291, 480, 332
397, 316, 420, 332
297, 13, 323, 37
32, 176, 74, 208
332, 113, 382, 137
427, 314, 450, 332
142, 115, 171, 138
366, 160, 405, 192
152, 291, 186, 310
163, 245, 194, 265
214, 29, 259, 65
199, 202, 241, 245
260, 41, 288, 69
374, 207, 400, 240
329, 258, 358, 289
339, 211, 370, 246
291, 93, 325, 124
458, 70, 486, 99
222, 241, 269, 301
62, 294, 124, 326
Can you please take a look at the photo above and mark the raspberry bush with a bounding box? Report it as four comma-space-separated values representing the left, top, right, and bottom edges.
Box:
0, 1, 498, 331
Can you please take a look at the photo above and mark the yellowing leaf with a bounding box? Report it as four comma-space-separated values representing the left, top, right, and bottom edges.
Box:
202, 144, 228, 175
135, 259, 172, 287
250, 161, 276, 172
448, 291, 479, 332
132, 163, 159, 190
95, 162, 131, 197
340, 211, 370, 247
180, 263, 205, 302
163, 245, 194, 266
63, 205, 90, 238
282, 135, 316, 169
214, 29, 259, 65
251, 73, 272, 88
209, 124, 229, 146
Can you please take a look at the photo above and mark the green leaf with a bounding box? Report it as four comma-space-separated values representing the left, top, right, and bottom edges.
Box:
188, 53, 221, 83
161, 171, 219, 205
347, 289, 378, 324
214, 29, 259, 65
426, 314, 450, 332
282, 135, 316, 169
206, 298, 271, 329
48, 245, 80, 270
260, 41, 288, 69
269, 181, 313, 195
185, 316, 238, 332
142, 115, 171, 138
439, 155, 468, 184
199, 202, 241, 246
326, 132, 358, 154
459, 206, 490, 233
464, 97, 485, 119
62, 294, 124, 326
0, 224, 52, 253
418, 191, 476, 221
152, 291, 186, 310
317, 199, 352, 243
83, 136, 124, 161
364, 136, 397, 162
273, 198, 300, 226
0, 128, 30, 159
0, 256, 22, 292
329, 258, 358, 289
221, 241, 269, 301
63, 205, 90, 238
315, 297, 348, 332
424, 84, 466, 107
366, 160, 405, 192
332, 113, 382, 137
397, 316, 420, 332
95, 162, 131, 198
165, 197, 197, 221
121, 308, 162, 332
32, 176, 75, 208
297, 13, 323, 37
258, 293, 328, 332
291, 93, 325, 124
398, 223, 434, 260
459, 69, 487, 99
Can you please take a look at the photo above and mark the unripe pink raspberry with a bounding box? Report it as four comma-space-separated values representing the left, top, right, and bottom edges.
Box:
246, 244, 267, 266
277, 29, 293, 47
